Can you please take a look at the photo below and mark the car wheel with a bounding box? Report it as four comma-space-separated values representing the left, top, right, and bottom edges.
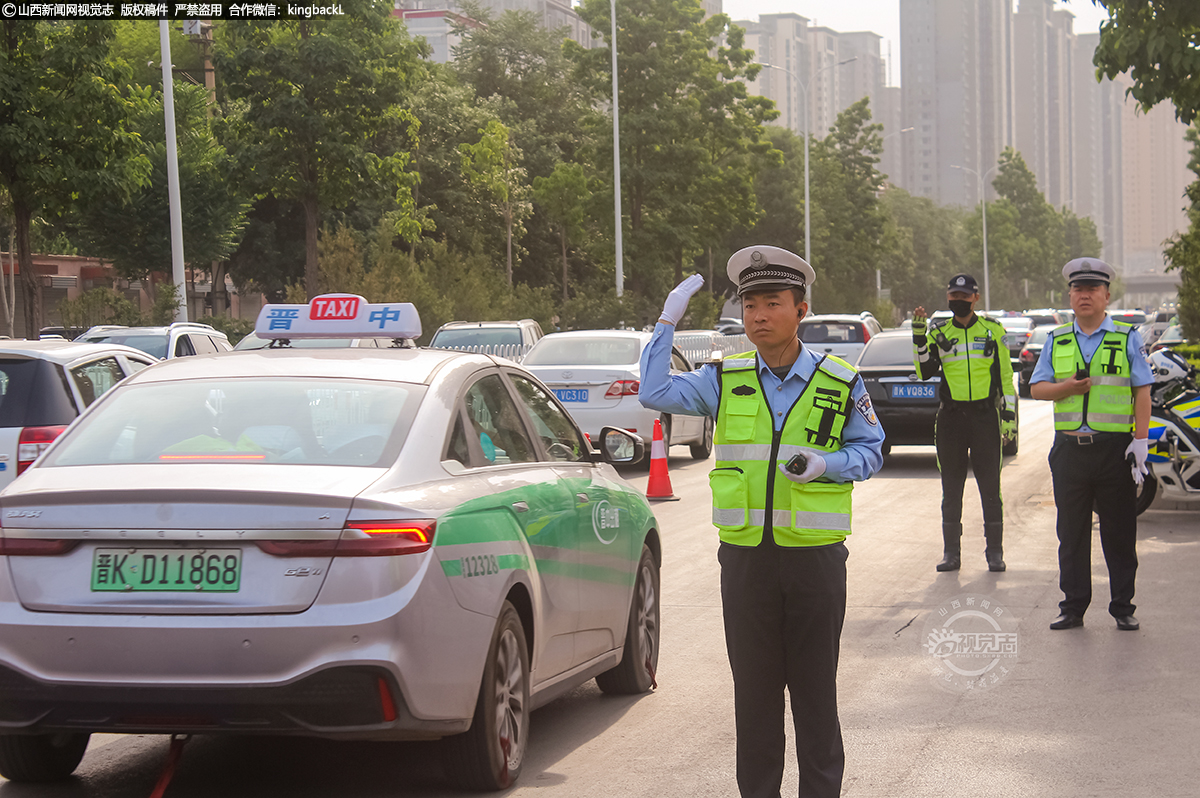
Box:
690, 416, 714, 460
596, 544, 660, 695
0, 733, 90, 782
443, 602, 530, 791
1135, 473, 1158, 516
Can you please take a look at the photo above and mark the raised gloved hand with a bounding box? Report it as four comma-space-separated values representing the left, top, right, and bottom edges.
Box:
659, 274, 705, 326
777, 448, 828, 484
911, 308, 928, 338
1125, 437, 1150, 486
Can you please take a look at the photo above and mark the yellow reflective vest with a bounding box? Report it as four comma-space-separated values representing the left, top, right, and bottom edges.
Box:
710, 351, 856, 547
1049, 322, 1134, 432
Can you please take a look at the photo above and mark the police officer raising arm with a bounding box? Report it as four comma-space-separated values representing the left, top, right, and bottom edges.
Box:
911, 274, 1017, 572
639, 246, 884, 798
1029, 258, 1152, 632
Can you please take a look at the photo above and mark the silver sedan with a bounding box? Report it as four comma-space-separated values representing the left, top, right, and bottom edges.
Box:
0, 346, 661, 790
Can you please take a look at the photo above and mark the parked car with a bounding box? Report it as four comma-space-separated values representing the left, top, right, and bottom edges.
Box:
996, 316, 1035, 358
77, 322, 232, 360
1110, 309, 1148, 327
429, 319, 544, 361
797, 313, 884, 365
0, 340, 157, 491
1017, 324, 1061, 396
1143, 309, 1176, 347
714, 316, 745, 335
856, 329, 1018, 456
38, 326, 87, 340
234, 333, 392, 350
1151, 321, 1186, 353
0, 299, 660, 790
521, 330, 713, 459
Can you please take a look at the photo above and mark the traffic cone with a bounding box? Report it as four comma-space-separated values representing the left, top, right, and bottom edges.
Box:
645, 418, 680, 502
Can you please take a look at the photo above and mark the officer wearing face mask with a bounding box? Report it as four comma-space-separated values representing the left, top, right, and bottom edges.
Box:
911, 274, 1017, 572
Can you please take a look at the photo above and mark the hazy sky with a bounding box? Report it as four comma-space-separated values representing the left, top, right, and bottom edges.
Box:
722, 1, 1112, 85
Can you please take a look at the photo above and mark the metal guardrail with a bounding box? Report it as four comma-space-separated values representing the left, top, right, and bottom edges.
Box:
673, 333, 753, 367
430, 343, 531, 362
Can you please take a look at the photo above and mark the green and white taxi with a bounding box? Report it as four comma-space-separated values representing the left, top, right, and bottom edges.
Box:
0, 295, 661, 790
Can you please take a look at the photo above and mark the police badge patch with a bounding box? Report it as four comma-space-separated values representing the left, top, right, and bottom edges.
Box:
856, 394, 878, 426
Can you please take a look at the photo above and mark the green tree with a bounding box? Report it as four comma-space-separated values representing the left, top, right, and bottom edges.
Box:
0, 21, 150, 335
459, 120, 531, 285
568, 0, 776, 317
1167, 127, 1200, 339
532, 162, 590, 303
1092, 0, 1200, 124
111, 20, 205, 90
66, 83, 249, 285
214, 1, 425, 299
882, 187, 969, 315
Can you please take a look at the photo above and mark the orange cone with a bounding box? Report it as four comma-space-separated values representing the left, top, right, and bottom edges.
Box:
645, 418, 680, 502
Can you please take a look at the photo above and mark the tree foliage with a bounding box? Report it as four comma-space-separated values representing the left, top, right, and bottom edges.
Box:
0, 21, 150, 335
1092, 0, 1200, 124
1167, 126, 1200, 340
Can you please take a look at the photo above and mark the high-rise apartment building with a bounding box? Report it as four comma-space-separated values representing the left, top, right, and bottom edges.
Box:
899, 0, 1013, 209
394, 0, 594, 62
1013, 0, 1075, 208
740, 14, 813, 136
1072, 33, 1123, 265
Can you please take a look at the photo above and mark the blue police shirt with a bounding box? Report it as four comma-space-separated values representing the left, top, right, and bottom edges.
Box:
638, 323, 884, 482
1028, 315, 1153, 432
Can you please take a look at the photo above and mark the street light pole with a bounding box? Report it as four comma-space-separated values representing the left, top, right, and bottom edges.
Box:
611, 0, 623, 298
951, 163, 1000, 311
159, 20, 188, 322
762, 57, 856, 313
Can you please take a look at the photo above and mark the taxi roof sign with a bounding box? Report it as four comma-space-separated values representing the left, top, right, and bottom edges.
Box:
254, 294, 422, 340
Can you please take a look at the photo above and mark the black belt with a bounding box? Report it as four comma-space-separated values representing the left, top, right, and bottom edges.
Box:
1055, 431, 1128, 445
940, 398, 996, 411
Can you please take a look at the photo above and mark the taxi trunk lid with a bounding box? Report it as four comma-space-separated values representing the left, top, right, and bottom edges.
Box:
1, 465, 381, 614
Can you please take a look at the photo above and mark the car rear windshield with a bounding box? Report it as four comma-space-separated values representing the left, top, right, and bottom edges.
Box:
856, 336, 914, 367
432, 328, 522, 347
1027, 327, 1054, 346
0, 359, 78, 427
233, 333, 357, 350
1024, 314, 1059, 326
523, 337, 642, 366
799, 322, 864, 344
82, 333, 168, 360
44, 378, 424, 468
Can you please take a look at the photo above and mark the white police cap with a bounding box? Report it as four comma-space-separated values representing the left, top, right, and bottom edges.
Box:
1062, 258, 1115, 286
727, 245, 815, 297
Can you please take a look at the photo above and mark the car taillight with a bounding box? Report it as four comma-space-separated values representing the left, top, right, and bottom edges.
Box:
17, 426, 67, 475
1019, 349, 1034, 361
862, 327, 871, 343
0, 516, 79, 556
605, 380, 640, 398
256, 520, 436, 558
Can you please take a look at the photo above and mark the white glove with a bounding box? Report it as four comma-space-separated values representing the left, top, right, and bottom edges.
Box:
1126, 437, 1150, 486
659, 274, 705, 326
777, 449, 828, 484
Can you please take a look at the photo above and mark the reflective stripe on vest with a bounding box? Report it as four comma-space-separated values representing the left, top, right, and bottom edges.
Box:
710, 350, 855, 547
920, 317, 1006, 402
1051, 323, 1134, 432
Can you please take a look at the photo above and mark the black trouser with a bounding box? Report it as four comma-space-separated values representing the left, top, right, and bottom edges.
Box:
935, 403, 1003, 527
718, 540, 848, 798
1049, 432, 1138, 618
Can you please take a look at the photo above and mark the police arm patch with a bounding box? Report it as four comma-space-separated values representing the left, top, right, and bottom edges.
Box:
856, 394, 878, 426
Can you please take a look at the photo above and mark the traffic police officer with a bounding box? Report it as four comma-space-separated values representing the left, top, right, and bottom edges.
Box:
1029, 258, 1152, 631
912, 274, 1017, 572
638, 246, 884, 798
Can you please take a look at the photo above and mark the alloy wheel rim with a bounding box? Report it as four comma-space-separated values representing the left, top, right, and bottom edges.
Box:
636, 562, 658, 665
493, 628, 525, 771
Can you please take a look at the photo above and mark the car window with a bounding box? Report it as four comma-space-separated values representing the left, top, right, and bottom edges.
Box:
209, 336, 233, 352
800, 322, 864, 344
84, 334, 169, 360
70, 357, 125, 407
189, 334, 218, 355
433, 328, 522, 348
462, 374, 536, 465
856, 336, 916, 367
670, 350, 690, 372
44, 378, 423, 467
174, 336, 197, 357
0, 359, 78, 426
508, 374, 589, 463
523, 337, 642, 366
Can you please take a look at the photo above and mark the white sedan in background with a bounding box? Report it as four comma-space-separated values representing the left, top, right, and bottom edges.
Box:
522, 330, 713, 460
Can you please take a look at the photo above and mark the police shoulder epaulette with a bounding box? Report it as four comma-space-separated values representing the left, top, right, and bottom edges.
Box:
817, 354, 856, 384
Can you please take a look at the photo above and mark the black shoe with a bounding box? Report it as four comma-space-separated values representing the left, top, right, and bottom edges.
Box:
1050, 613, 1084, 630
935, 553, 960, 572
985, 551, 1006, 572
1115, 615, 1139, 631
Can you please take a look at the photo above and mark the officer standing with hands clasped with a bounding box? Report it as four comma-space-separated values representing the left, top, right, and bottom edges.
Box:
911, 274, 1017, 572
1029, 258, 1152, 631
639, 246, 884, 798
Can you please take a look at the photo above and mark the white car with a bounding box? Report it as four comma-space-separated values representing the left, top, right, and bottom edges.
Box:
0, 296, 660, 789
0, 340, 157, 491
797, 313, 884, 365
78, 322, 233, 359
522, 330, 714, 460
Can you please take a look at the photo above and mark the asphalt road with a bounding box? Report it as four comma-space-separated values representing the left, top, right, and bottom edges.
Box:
4, 400, 1198, 797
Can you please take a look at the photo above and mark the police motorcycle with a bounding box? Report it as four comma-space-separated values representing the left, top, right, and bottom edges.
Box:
1138, 348, 1200, 514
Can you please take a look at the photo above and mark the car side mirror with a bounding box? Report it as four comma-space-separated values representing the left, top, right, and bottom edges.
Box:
599, 426, 644, 464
